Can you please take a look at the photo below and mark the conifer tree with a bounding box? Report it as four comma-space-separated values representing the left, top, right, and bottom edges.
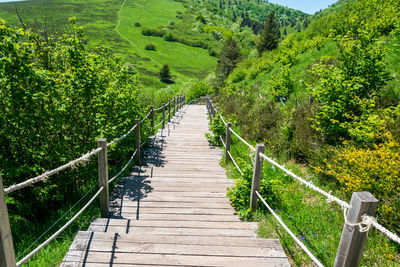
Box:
216, 36, 240, 86
256, 11, 279, 56
159, 64, 173, 83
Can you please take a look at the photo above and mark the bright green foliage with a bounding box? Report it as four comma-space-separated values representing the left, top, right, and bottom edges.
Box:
268, 66, 294, 101
256, 11, 280, 56
0, 20, 142, 219
205, 113, 225, 146
310, 31, 389, 144
227, 161, 278, 219
186, 81, 212, 102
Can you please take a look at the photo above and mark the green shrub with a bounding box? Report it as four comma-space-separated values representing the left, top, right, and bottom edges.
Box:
186, 81, 212, 102
134, 22, 141, 27
141, 28, 166, 37
144, 43, 156, 51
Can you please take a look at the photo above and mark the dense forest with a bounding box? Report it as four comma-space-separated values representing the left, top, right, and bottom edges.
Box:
1, 0, 400, 265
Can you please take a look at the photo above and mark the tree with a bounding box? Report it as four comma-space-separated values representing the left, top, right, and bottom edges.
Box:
216, 36, 240, 86
159, 64, 173, 83
256, 11, 279, 56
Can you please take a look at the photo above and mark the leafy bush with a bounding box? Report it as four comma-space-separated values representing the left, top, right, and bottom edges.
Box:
227, 160, 279, 219
144, 43, 156, 51
310, 31, 389, 144
205, 113, 225, 146
186, 81, 212, 102
134, 22, 141, 27
268, 66, 294, 101
315, 133, 400, 233
0, 20, 143, 219
141, 28, 166, 37
164, 32, 177, 42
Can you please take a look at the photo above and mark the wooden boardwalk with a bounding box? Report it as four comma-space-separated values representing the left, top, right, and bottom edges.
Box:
61, 105, 289, 266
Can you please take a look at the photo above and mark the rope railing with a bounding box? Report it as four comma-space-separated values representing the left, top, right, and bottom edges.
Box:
108, 149, 137, 184
227, 150, 244, 175
229, 128, 256, 152
16, 186, 104, 266
4, 147, 103, 195
140, 110, 152, 124
255, 191, 324, 267
107, 124, 137, 147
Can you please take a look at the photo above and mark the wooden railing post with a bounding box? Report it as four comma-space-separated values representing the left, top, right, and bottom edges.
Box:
173, 96, 176, 117
225, 122, 232, 163
162, 104, 166, 129
150, 105, 154, 133
250, 144, 265, 211
0, 175, 16, 267
168, 100, 171, 122
134, 119, 141, 165
334, 192, 378, 267
97, 139, 109, 218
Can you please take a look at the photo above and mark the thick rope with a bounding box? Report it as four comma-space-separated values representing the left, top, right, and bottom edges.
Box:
219, 114, 227, 126
107, 124, 137, 147
108, 149, 137, 184
154, 120, 163, 128
229, 128, 256, 152
4, 147, 102, 195
259, 152, 350, 209
227, 150, 244, 175
16, 183, 97, 261
140, 110, 152, 124
153, 105, 164, 111
219, 135, 226, 148
16, 186, 104, 266
256, 191, 324, 267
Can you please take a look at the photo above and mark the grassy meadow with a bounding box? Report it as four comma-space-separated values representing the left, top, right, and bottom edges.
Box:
0, 0, 217, 86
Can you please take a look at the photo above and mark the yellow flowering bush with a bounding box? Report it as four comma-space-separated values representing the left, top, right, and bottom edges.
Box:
318, 133, 400, 231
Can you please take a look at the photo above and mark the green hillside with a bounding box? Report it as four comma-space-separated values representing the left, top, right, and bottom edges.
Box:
0, 0, 307, 87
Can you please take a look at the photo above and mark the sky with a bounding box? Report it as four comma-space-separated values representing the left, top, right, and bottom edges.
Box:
266, 0, 338, 14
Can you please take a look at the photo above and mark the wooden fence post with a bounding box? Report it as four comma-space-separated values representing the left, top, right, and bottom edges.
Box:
225, 122, 232, 163
168, 100, 171, 122
250, 144, 265, 211
162, 104, 166, 129
334, 192, 378, 267
150, 105, 154, 133
0, 175, 16, 267
135, 119, 141, 165
97, 139, 109, 218
173, 96, 176, 117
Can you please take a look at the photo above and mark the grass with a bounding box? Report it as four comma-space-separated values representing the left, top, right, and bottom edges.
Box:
211, 119, 400, 266
115, 0, 216, 82
0, 0, 217, 86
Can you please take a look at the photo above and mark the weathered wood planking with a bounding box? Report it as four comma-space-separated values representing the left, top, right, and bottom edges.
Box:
62, 105, 289, 267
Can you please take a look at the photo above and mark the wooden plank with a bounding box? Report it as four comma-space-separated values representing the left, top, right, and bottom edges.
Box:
90, 218, 258, 230
112, 191, 227, 198
114, 213, 241, 222
110, 207, 237, 215
115, 196, 232, 203
111, 201, 232, 209
73, 231, 281, 247
88, 226, 256, 237
62, 251, 289, 266
69, 240, 286, 258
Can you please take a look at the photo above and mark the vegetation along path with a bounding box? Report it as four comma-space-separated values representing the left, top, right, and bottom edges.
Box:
61, 104, 289, 266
